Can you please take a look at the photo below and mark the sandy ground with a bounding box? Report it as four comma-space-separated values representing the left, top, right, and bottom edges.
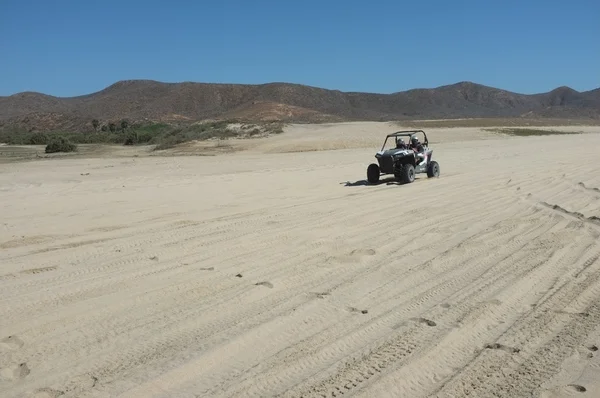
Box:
1, 122, 600, 397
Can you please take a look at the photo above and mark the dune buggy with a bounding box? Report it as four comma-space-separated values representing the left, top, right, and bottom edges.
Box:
366, 130, 440, 184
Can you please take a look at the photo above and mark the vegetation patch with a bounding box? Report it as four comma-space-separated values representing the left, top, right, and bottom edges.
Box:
0, 120, 285, 150
45, 136, 77, 153
485, 128, 585, 136
151, 121, 284, 150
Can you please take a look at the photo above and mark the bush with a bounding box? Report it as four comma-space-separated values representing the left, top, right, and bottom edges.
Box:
123, 130, 156, 145
29, 132, 49, 145
45, 137, 77, 153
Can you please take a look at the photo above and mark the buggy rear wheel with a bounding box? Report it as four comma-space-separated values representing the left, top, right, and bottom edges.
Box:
367, 163, 380, 184
427, 161, 440, 178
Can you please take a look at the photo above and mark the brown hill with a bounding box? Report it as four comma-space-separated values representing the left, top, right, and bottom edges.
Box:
1, 80, 599, 133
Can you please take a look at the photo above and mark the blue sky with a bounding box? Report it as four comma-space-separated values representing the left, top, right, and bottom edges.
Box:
1, 0, 598, 97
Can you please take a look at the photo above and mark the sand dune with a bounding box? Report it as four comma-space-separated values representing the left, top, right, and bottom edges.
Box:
1, 123, 600, 397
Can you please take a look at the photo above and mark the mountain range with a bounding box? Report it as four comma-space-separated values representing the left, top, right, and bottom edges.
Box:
1, 80, 599, 133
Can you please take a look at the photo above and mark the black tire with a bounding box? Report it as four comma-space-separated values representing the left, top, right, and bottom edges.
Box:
399, 164, 415, 184
367, 163, 380, 184
427, 161, 440, 178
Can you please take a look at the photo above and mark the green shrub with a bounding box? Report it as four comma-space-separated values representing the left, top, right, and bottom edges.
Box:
45, 136, 77, 153
29, 132, 49, 145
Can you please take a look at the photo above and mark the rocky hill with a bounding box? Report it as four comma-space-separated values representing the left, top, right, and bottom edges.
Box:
1, 80, 599, 133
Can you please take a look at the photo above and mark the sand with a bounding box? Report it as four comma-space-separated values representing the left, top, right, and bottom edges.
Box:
1, 122, 600, 397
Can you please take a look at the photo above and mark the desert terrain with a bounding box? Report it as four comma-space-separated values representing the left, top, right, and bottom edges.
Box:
1, 122, 600, 398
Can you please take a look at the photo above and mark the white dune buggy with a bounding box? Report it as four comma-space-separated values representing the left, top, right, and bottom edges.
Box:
366, 130, 440, 184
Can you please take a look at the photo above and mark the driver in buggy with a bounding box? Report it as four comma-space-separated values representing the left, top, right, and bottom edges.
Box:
396, 138, 407, 149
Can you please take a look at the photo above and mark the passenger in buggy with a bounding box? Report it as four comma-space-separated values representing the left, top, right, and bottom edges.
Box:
410, 136, 426, 164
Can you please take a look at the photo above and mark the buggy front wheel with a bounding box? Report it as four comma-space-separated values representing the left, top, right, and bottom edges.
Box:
367, 163, 380, 184
427, 161, 440, 178
398, 164, 415, 184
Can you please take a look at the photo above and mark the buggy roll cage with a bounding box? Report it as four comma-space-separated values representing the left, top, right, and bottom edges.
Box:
380, 130, 429, 151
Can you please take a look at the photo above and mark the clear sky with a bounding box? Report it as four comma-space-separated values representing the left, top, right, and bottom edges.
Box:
1, 0, 599, 97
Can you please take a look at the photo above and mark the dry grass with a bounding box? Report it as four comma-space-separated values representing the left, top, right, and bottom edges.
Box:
484, 127, 587, 136
399, 118, 600, 129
